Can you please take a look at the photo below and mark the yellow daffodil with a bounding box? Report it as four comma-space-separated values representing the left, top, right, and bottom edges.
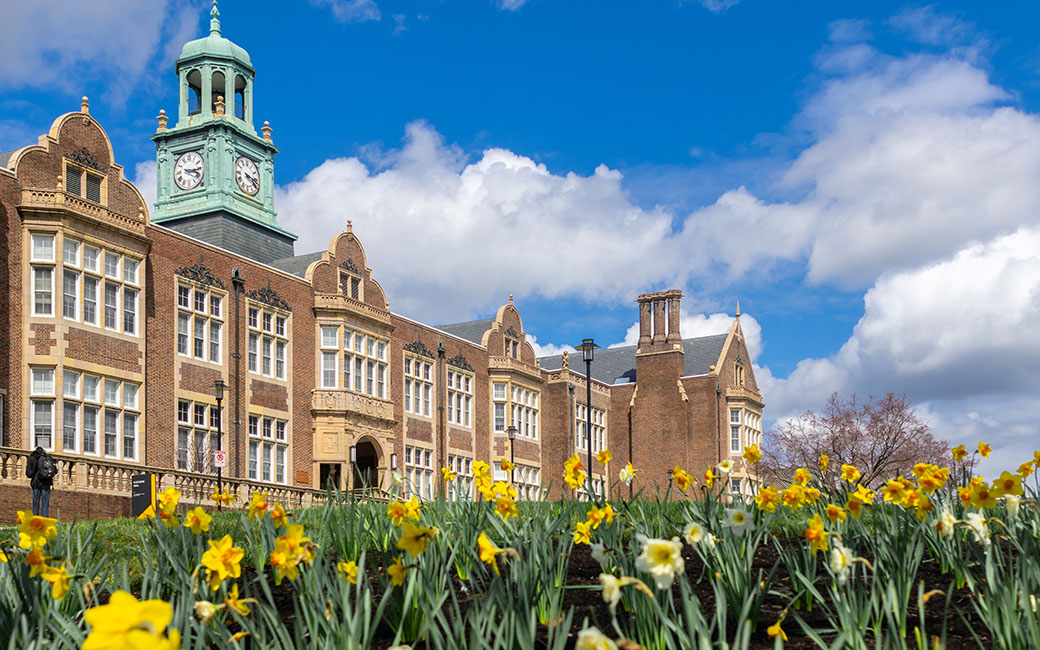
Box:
846, 497, 863, 519
25, 547, 48, 577
1018, 461, 1034, 477
338, 560, 359, 584
270, 525, 314, 584
970, 483, 998, 509
247, 491, 269, 519
210, 490, 235, 506
224, 583, 253, 616
881, 479, 907, 504
793, 467, 811, 486
767, 618, 788, 641
804, 487, 822, 505
495, 496, 518, 521
818, 454, 829, 471
977, 441, 992, 458
183, 506, 212, 535
958, 485, 973, 507
852, 484, 875, 504
500, 458, 515, 473
703, 467, 715, 488
573, 520, 593, 545
41, 564, 70, 600
756, 485, 780, 512
387, 556, 409, 587
951, 444, 968, 461
0, 548, 6, 563
491, 481, 518, 499
17, 511, 58, 549
805, 514, 829, 556
441, 466, 456, 482
472, 461, 490, 477
564, 455, 587, 489
596, 449, 612, 465
404, 496, 422, 521
396, 522, 439, 557
82, 590, 176, 650
157, 486, 181, 508
781, 484, 805, 509
270, 503, 288, 528
672, 466, 693, 491
634, 535, 685, 590
386, 501, 409, 526
201, 534, 244, 592
478, 531, 504, 575
824, 503, 846, 524
743, 444, 762, 464
840, 464, 861, 483
158, 505, 180, 529
992, 471, 1023, 498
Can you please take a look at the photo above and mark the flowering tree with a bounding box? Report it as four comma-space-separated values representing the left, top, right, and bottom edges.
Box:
762, 392, 950, 487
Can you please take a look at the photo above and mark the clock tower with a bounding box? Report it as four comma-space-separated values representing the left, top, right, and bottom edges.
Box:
151, 1, 296, 264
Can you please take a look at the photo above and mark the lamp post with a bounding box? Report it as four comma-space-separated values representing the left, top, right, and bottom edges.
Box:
575, 338, 599, 501
506, 425, 518, 483
349, 444, 358, 495
667, 468, 674, 490
390, 452, 398, 495
211, 379, 228, 511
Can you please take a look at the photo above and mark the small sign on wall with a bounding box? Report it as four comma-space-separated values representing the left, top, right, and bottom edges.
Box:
132, 474, 156, 519
213, 450, 227, 469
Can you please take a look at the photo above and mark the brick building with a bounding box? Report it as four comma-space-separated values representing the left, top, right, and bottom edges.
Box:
0, 6, 761, 517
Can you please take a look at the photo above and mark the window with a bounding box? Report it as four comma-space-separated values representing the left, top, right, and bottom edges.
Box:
177, 283, 225, 365
735, 364, 745, 386
57, 240, 137, 331
177, 399, 220, 473
731, 477, 743, 497
342, 331, 387, 398
33, 266, 53, 316
59, 372, 138, 458
104, 252, 119, 279
447, 454, 474, 501
404, 445, 434, 500
340, 270, 361, 300
246, 414, 288, 483
404, 355, 433, 416
447, 369, 473, 428
320, 326, 338, 388
104, 282, 118, 329
32, 233, 55, 262
65, 164, 103, 203
495, 381, 540, 439
33, 400, 53, 450
575, 404, 605, 453
248, 303, 289, 380
514, 464, 542, 501
62, 271, 78, 319
730, 408, 742, 453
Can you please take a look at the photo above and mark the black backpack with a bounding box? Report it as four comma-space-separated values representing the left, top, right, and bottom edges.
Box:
38, 454, 57, 479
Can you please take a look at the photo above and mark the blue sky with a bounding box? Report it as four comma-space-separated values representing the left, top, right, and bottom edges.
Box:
3, 1, 1040, 474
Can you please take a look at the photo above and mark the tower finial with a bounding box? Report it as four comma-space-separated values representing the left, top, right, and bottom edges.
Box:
735, 299, 741, 318
210, 0, 221, 35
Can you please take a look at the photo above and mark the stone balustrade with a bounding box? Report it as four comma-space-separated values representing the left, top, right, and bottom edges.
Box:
0, 446, 391, 514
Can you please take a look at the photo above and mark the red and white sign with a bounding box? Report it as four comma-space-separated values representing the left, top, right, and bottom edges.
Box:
213, 450, 227, 469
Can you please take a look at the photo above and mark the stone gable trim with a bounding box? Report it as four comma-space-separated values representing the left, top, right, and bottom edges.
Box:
66, 146, 102, 170
175, 262, 227, 289
246, 286, 291, 311
446, 353, 473, 372
339, 258, 360, 274
403, 339, 435, 359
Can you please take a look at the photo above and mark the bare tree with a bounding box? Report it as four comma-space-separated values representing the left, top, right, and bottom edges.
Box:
762, 392, 951, 487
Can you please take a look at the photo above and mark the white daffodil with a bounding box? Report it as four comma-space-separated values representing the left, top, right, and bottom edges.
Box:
1005, 494, 1021, 519
936, 508, 957, 540
634, 534, 685, 591
723, 508, 754, 536
575, 626, 619, 650
683, 521, 706, 546
599, 574, 621, 614
718, 459, 733, 474
965, 512, 990, 547
619, 463, 636, 486
590, 542, 609, 571
829, 541, 855, 586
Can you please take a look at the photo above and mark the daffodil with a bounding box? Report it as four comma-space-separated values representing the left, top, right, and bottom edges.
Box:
672, 466, 693, 491
852, 484, 875, 504
829, 540, 856, 586
846, 497, 864, 519
472, 461, 490, 477
396, 522, 439, 557
495, 496, 519, 521
619, 462, 637, 486
591, 542, 609, 570
575, 626, 619, 650
387, 555, 409, 586
743, 444, 762, 464
767, 618, 788, 641
824, 503, 846, 524
805, 514, 829, 556
992, 471, 1023, 498
634, 534, 685, 590
970, 483, 998, 509
477, 531, 506, 575
935, 508, 956, 539
17, 511, 58, 549
25, 547, 49, 577
158, 506, 180, 529
818, 454, 829, 471
224, 583, 253, 616
977, 441, 992, 458
840, 464, 861, 483
587, 504, 616, 529
703, 467, 715, 488
194, 600, 217, 624
564, 455, 587, 489
202, 534, 244, 592
41, 564, 70, 600
1006, 494, 1021, 518
600, 573, 622, 614
723, 508, 753, 536
573, 520, 593, 545
755, 485, 780, 512
157, 486, 181, 509
403, 496, 422, 521
781, 484, 805, 509
441, 466, 456, 482
82, 590, 176, 650
683, 521, 706, 546
965, 512, 990, 546
718, 459, 733, 474
951, 444, 968, 461
183, 506, 212, 534
596, 449, 612, 465
247, 491, 269, 519
882, 479, 907, 504
793, 467, 811, 486
387, 500, 409, 526
270, 525, 314, 584
338, 560, 359, 584
270, 503, 288, 528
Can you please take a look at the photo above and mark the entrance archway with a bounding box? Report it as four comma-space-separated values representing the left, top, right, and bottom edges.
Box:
351, 439, 380, 493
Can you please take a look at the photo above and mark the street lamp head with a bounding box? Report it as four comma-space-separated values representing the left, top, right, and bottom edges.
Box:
507, 425, 518, 441
349, 445, 357, 464
211, 379, 229, 401
390, 452, 398, 471
575, 338, 599, 363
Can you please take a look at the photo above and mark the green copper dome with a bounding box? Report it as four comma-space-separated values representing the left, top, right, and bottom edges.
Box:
177, 1, 253, 70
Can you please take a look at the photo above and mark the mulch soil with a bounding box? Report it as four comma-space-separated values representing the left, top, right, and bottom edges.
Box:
250, 540, 989, 649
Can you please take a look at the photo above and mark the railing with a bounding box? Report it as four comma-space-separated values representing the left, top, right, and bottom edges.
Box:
19, 188, 145, 234
0, 447, 390, 512
313, 294, 392, 326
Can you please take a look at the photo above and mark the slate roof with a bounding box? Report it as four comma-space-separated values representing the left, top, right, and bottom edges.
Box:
0, 150, 15, 170
537, 333, 729, 385
434, 318, 496, 345
269, 251, 324, 278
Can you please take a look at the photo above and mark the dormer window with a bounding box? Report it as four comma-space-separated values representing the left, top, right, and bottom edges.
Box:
735, 363, 745, 386
505, 338, 519, 359
340, 270, 361, 300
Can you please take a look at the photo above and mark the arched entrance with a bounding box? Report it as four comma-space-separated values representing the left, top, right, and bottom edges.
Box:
351, 439, 380, 493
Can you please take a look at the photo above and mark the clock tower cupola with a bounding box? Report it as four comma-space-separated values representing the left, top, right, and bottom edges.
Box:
151, 1, 296, 263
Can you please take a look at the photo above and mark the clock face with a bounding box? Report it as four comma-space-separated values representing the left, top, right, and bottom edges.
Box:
235, 156, 260, 195
173, 151, 204, 190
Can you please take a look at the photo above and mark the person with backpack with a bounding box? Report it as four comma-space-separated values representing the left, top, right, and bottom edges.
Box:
26, 446, 56, 517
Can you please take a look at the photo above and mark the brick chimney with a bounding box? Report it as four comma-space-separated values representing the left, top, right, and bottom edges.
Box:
635, 289, 684, 353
